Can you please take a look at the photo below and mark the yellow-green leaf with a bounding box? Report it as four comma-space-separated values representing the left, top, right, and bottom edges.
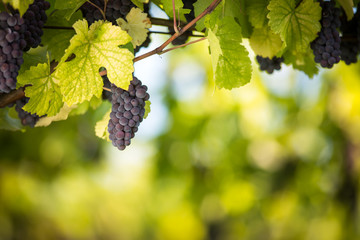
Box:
117, 7, 152, 47
95, 109, 111, 141
55, 20, 134, 106
337, 0, 354, 20
17, 62, 63, 117
250, 26, 282, 58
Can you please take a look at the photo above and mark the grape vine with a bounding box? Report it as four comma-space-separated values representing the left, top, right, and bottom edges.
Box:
0, 0, 359, 151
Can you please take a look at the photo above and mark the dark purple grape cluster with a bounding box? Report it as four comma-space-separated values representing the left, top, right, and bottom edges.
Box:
311, 1, 341, 68
108, 77, 149, 150
256, 56, 284, 74
0, 12, 26, 93
340, 14, 359, 65
0, 0, 50, 94
80, 0, 136, 25
22, 0, 50, 51
15, 97, 41, 127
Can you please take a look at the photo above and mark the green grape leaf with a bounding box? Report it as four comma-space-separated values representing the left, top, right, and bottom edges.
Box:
131, 0, 149, 9
54, 0, 87, 20
2, 0, 33, 15
19, 46, 48, 75
17, 61, 63, 117
117, 8, 152, 47
42, 10, 82, 61
247, 0, 269, 28
337, 0, 354, 20
194, 0, 212, 31
69, 96, 102, 116
95, 109, 111, 141
35, 104, 75, 127
267, 0, 321, 52
206, 14, 252, 89
162, 0, 190, 22
144, 100, 151, 119
42, 30, 75, 62
284, 47, 318, 78
195, 0, 252, 37
249, 26, 283, 58
55, 20, 134, 106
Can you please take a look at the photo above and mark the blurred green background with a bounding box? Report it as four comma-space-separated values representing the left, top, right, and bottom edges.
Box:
1, 38, 360, 240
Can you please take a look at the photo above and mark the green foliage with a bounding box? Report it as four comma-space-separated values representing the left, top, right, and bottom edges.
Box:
206, 11, 251, 89
42, 10, 82, 61
284, 47, 319, 77
268, 0, 321, 53
194, 0, 211, 31
0, 108, 22, 130
338, 0, 354, 20
144, 100, 151, 119
95, 109, 111, 141
55, 20, 134, 106
247, 0, 269, 28
117, 8, 152, 47
161, 0, 190, 22
2, 0, 34, 15
18, 61, 63, 117
54, 0, 87, 20
250, 26, 282, 58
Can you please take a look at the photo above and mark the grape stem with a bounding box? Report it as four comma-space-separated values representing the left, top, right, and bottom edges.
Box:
0, 88, 25, 108
43, 18, 199, 31
42, 27, 204, 37
103, 87, 111, 92
134, 0, 222, 62
0, 0, 221, 107
87, 0, 106, 20
172, 0, 180, 34
159, 37, 207, 55
150, 30, 204, 37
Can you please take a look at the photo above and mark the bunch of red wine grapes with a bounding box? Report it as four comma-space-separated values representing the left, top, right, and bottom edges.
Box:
0, 0, 50, 126
80, 0, 151, 150
256, 1, 360, 74
310, 1, 341, 68
108, 77, 149, 150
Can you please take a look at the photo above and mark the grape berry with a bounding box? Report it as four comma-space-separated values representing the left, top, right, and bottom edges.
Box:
311, 1, 341, 68
22, 0, 50, 51
15, 97, 41, 127
0, 12, 26, 93
108, 77, 149, 150
256, 56, 284, 74
80, 0, 136, 25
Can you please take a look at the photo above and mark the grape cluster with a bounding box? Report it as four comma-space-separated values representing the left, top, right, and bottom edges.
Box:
340, 14, 359, 65
0, 0, 50, 94
22, 0, 50, 51
80, 0, 136, 25
311, 1, 341, 68
0, 12, 26, 93
108, 77, 149, 150
15, 97, 41, 127
256, 56, 284, 74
